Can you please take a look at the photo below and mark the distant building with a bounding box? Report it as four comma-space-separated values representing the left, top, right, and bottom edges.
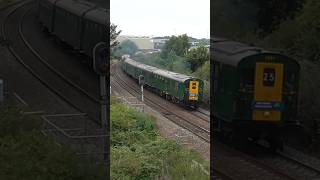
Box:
151, 37, 170, 50
189, 41, 200, 47
188, 44, 210, 52
118, 35, 210, 53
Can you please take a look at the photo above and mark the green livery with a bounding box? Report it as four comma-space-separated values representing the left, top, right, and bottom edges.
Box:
37, 0, 108, 58
212, 37, 301, 149
122, 57, 204, 108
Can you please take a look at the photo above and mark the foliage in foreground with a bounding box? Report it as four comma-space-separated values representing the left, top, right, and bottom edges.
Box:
0, 106, 107, 180
110, 99, 209, 179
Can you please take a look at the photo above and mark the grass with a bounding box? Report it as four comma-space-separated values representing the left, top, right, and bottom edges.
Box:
110, 96, 209, 179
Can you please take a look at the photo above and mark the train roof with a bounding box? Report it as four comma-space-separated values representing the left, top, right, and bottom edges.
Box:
211, 37, 301, 68
84, 8, 109, 25
56, 0, 95, 16
213, 39, 273, 66
124, 58, 198, 82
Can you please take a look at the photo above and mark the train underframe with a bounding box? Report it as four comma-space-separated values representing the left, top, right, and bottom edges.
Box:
148, 85, 200, 109
214, 116, 305, 151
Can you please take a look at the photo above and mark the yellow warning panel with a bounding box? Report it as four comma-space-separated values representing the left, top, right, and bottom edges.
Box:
189, 81, 199, 100
253, 63, 283, 121
253, 110, 281, 121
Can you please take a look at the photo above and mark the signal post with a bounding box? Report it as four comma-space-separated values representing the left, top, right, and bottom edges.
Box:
93, 42, 108, 163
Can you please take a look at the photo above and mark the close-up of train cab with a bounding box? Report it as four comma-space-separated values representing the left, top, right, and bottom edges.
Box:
212, 37, 301, 149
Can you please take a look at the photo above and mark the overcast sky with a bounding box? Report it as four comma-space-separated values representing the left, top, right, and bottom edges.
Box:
110, 0, 210, 39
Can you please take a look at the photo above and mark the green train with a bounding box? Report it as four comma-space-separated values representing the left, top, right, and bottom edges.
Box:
37, 0, 108, 59
212, 37, 302, 149
121, 56, 204, 109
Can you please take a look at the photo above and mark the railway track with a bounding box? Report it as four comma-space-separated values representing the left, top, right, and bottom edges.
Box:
213, 128, 320, 180
253, 143, 320, 179
212, 137, 295, 180
111, 62, 210, 142
1, 2, 101, 124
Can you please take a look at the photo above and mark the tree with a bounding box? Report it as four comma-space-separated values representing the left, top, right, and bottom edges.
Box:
185, 46, 209, 72
113, 40, 139, 57
161, 34, 190, 58
293, 0, 320, 61
254, 0, 304, 35
110, 23, 121, 50
167, 50, 177, 71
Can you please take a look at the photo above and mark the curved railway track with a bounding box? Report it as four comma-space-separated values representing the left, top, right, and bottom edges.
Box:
111, 62, 210, 142
1, 1, 101, 124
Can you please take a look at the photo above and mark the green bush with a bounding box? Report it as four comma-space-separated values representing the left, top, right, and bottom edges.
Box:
0, 106, 107, 180
0, 133, 80, 180
110, 100, 209, 179
0, 107, 41, 137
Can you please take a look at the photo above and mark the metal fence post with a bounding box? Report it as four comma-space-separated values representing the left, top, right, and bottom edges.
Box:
141, 85, 144, 102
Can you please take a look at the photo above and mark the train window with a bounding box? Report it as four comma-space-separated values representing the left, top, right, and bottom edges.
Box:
213, 62, 220, 92
192, 82, 197, 89
214, 62, 220, 80
192, 85, 196, 89
263, 68, 275, 87
284, 72, 296, 91
240, 69, 254, 89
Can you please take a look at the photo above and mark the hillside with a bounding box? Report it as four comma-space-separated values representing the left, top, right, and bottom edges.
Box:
213, 0, 258, 38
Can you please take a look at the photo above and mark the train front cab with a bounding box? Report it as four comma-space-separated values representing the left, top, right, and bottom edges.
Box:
239, 54, 301, 148
184, 79, 203, 108
213, 52, 301, 149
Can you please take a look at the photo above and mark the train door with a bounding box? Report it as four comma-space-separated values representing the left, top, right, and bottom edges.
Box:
253, 63, 284, 121
188, 80, 199, 101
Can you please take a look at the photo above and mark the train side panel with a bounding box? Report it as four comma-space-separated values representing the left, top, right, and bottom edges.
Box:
82, 9, 108, 58
122, 59, 203, 106
213, 63, 238, 121
82, 20, 104, 57
54, 7, 82, 49
38, 0, 56, 32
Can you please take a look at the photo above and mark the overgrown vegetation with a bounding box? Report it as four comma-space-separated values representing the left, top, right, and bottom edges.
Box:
110, 97, 209, 179
113, 40, 139, 58
0, 0, 14, 9
0, 106, 107, 179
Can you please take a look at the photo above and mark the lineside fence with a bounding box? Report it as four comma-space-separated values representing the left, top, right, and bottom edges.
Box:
41, 114, 108, 164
